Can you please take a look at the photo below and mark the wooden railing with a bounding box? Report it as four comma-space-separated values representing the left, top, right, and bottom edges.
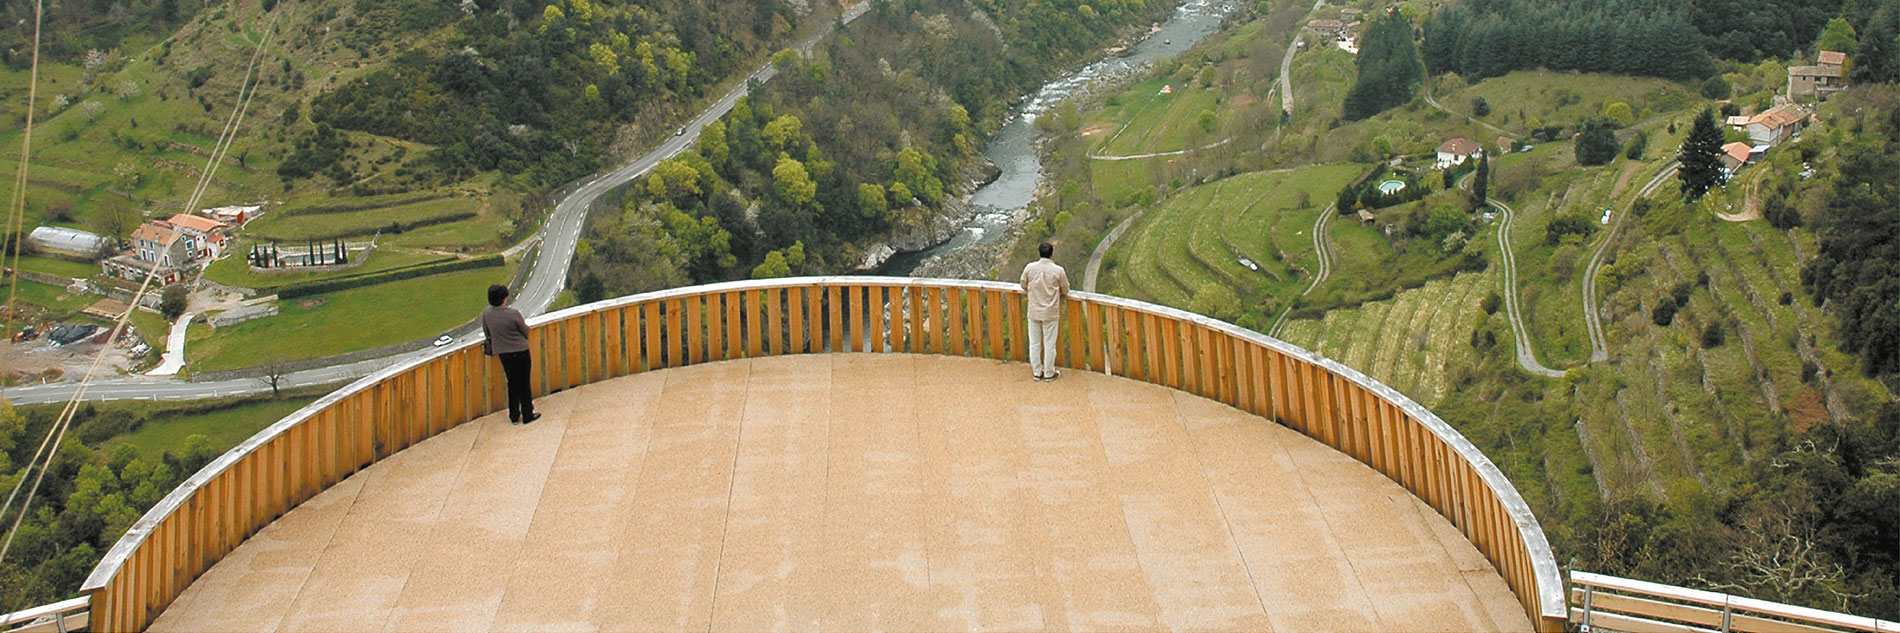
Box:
1571, 571, 1899, 633
76, 278, 1567, 632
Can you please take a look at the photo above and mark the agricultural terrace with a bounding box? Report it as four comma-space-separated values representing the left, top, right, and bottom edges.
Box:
1099, 164, 1360, 312
1278, 270, 1494, 407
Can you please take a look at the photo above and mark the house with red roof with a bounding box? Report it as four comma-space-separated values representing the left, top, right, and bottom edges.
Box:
1436, 135, 1482, 168
1720, 142, 1752, 176
1728, 104, 1810, 146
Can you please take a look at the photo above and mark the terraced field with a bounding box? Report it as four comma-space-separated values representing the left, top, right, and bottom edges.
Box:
1100, 164, 1362, 310
1089, 76, 1226, 158
1277, 270, 1492, 407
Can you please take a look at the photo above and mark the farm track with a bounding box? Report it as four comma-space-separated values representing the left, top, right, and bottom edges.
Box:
1490, 196, 1567, 378
1583, 162, 1677, 362
1268, 202, 1334, 338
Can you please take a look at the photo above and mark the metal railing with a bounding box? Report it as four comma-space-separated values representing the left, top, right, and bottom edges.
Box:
70, 278, 1569, 631
0, 598, 88, 633
1572, 571, 1898, 633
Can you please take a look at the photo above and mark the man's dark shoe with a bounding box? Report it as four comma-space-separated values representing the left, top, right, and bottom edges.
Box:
523, 412, 542, 424
1046, 370, 1061, 382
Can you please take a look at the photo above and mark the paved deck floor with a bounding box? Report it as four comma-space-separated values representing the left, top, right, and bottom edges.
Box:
152, 354, 1528, 632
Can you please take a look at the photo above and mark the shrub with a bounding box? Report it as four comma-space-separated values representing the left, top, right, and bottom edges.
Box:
1700, 75, 1731, 99
1701, 320, 1725, 347
1652, 296, 1678, 326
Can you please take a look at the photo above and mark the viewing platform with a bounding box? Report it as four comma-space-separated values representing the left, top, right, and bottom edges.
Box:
149, 355, 1524, 631
74, 279, 1569, 632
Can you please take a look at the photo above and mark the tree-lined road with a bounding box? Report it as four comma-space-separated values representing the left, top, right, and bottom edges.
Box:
516, 0, 872, 316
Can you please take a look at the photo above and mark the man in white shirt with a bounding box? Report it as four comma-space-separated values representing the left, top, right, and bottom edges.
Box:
1020, 242, 1071, 381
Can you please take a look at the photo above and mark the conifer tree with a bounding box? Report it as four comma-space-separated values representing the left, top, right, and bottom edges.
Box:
1472, 151, 1489, 207
1677, 108, 1726, 201
1343, 10, 1424, 121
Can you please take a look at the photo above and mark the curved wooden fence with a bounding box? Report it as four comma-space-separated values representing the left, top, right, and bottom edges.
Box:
77, 278, 1567, 632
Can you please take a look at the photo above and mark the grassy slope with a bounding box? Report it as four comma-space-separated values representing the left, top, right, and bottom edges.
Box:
106, 394, 321, 460
187, 264, 514, 372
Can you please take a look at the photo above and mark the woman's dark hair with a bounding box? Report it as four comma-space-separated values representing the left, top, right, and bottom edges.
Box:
487, 284, 509, 307
1039, 242, 1053, 258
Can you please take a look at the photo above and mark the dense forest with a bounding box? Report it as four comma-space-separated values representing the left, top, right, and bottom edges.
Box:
0, 403, 224, 606
1421, 0, 1711, 81
1341, 10, 1422, 121
1804, 134, 1900, 375
1692, 0, 1842, 62
568, 0, 1170, 297
303, 0, 793, 189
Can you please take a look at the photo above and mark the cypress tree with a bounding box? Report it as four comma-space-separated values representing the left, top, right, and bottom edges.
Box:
1677, 108, 1726, 201
1472, 151, 1489, 206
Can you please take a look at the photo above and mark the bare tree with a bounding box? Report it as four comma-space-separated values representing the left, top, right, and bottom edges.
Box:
258, 358, 291, 397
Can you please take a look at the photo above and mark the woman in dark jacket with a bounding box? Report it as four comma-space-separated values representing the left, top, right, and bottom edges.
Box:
482, 284, 539, 424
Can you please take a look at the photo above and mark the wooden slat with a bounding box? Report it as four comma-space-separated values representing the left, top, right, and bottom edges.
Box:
806, 286, 825, 355
944, 287, 963, 356
741, 291, 760, 358
637, 302, 657, 370
1061, 299, 1081, 369
824, 286, 841, 353
963, 288, 982, 358
561, 315, 582, 388
672, 296, 695, 366
1007, 292, 1026, 361
912, 287, 927, 351
785, 288, 804, 355
986, 290, 1005, 360
693, 294, 708, 362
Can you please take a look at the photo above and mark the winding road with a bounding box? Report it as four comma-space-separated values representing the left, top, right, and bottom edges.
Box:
1280, 0, 1328, 114
1082, 211, 1143, 293
1488, 197, 1566, 378
0, 3, 872, 406
1582, 161, 1677, 363
1267, 202, 1335, 338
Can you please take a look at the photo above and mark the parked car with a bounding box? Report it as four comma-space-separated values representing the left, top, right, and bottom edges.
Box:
433, 334, 454, 347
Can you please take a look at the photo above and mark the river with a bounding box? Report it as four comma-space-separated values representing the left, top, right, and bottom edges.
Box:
876, 0, 1240, 277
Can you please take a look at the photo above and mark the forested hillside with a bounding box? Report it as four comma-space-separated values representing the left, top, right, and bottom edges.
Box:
1421, 0, 1710, 81
305, 0, 793, 189
568, 0, 1172, 297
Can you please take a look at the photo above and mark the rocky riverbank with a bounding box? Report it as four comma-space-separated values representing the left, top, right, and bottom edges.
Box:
857, 161, 1000, 270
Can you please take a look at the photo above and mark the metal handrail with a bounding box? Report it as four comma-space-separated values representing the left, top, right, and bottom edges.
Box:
1571, 571, 1898, 633
0, 597, 88, 633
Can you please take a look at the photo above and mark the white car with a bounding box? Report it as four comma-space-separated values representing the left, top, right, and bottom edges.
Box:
433, 335, 454, 347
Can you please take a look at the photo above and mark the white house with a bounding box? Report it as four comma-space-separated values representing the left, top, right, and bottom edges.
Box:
163, 213, 231, 260
1436, 135, 1482, 168
1729, 104, 1809, 146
